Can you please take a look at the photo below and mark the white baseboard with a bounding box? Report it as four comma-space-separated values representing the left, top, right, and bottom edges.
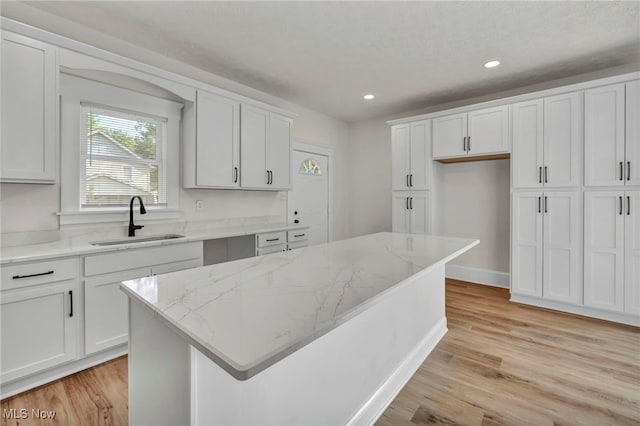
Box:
445, 264, 510, 288
511, 294, 640, 327
348, 318, 448, 425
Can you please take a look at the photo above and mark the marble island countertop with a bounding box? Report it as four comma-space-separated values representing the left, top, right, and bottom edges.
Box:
120, 232, 479, 380
0, 222, 308, 264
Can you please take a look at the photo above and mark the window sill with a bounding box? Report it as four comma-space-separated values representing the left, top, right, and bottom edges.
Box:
57, 209, 182, 225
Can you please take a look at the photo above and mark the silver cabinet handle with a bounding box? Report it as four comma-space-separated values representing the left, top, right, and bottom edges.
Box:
627, 161, 631, 181
234, 167, 238, 183
627, 196, 631, 216
538, 196, 541, 213
544, 166, 548, 184
406, 197, 410, 210
410, 197, 413, 210
463, 136, 467, 151
539, 167, 542, 184
467, 136, 471, 152
266, 238, 280, 242
409, 174, 413, 187
544, 196, 548, 213
69, 290, 73, 318
294, 234, 305, 238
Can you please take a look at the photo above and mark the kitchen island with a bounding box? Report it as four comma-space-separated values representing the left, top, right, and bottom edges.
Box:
121, 232, 478, 425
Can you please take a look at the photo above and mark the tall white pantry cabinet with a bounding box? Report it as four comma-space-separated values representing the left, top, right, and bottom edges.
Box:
391, 120, 433, 234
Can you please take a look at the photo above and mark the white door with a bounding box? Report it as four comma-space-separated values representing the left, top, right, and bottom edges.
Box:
432, 112, 467, 159
584, 191, 625, 312
288, 150, 329, 246
543, 93, 582, 188
392, 192, 411, 233
625, 191, 640, 314
409, 120, 431, 190
409, 191, 431, 234
626, 81, 640, 186
584, 84, 625, 187
391, 124, 411, 190
542, 191, 581, 304
511, 192, 543, 297
512, 100, 544, 189
467, 105, 510, 155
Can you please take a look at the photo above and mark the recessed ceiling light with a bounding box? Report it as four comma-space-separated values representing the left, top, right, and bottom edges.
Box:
484, 60, 501, 68
363, 94, 375, 100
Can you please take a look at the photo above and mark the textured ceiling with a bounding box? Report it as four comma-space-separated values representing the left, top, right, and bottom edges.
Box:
5, 1, 640, 122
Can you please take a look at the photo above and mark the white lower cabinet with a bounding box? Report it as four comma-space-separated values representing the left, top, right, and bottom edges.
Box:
511, 191, 581, 304
83, 242, 203, 355
584, 191, 639, 313
392, 191, 431, 234
1, 259, 79, 383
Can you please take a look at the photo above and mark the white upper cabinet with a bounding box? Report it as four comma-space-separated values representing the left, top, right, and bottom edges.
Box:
626, 81, 640, 186
240, 104, 292, 190
512, 93, 582, 189
512, 99, 544, 188
584, 84, 626, 187
1, 31, 56, 183
433, 105, 509, 160
391, 121, 431, 190
542, 92, 583, 188
184, 90, 240, 189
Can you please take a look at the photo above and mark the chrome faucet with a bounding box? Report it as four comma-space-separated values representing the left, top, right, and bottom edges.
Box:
128, 196, 147, 237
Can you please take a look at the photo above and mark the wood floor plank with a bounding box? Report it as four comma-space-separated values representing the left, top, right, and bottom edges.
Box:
1, 281, 638, 425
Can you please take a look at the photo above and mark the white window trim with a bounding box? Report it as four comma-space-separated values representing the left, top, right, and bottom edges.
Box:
59, 73, 182, 225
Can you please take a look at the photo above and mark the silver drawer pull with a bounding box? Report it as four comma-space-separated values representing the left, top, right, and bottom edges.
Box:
12, 270, 54, 279
266, 238, 280, 242
294, 234, 306, 238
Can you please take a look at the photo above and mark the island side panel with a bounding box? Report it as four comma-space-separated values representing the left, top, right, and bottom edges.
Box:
191, 264, 447, 425
128, 300, 190, 426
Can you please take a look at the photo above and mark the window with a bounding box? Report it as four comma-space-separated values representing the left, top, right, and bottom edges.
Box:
82, 105, 165, 208
60, 74, 182, 225
299, 158, 322, 176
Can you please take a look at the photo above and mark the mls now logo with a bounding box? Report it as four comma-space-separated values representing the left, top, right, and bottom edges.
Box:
3, 408, 56, 420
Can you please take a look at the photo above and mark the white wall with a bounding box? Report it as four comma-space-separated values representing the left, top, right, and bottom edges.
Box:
0, 6, 350, 240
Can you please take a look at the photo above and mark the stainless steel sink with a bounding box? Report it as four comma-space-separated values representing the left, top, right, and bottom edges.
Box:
90, 234, 185, 246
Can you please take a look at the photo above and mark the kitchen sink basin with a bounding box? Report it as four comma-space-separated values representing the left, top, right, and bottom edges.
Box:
90, 234, 185, 246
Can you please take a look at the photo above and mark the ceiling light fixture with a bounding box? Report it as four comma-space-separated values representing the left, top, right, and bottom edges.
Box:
484, 60, 501, 68
363, 94, 375, 100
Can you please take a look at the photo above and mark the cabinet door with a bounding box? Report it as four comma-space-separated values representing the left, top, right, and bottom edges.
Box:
512, 100, 544, 189
391, 124, 411, 190
584, 84, 625, 187
268, 113, 292, 190
624, 191, 640, 314
626, 81, 640, 186
409, 191, 431, 234
542, 191, 581, 304
584, 191, 624, 312
467, 105, 510, 155
543, 92, 582, 188
1, 282, 77, 383
240, 104, 269, 188
409, 121, 431, 190
432, 112, 467, 159
1, 32, 56, 183
511, 192, 543, 297
84, 267, 148, 355
195, 91, 240, 188
392, 192, 411, 233
151, 258, 203, 276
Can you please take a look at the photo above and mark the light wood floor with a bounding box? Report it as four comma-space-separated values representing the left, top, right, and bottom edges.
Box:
2, 280, 638, 425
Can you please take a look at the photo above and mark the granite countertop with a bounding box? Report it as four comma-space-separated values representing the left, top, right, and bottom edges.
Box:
120, 232, 479, 380
0, 222, 308, 264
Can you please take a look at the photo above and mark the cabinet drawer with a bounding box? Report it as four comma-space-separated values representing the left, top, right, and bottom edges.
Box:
287, 240, 309, 251
2, 258, 78, 291
257, 232, 286, 248
287, 230, 308, 243
84, 242, 202, 276
256, 244, 286, 256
